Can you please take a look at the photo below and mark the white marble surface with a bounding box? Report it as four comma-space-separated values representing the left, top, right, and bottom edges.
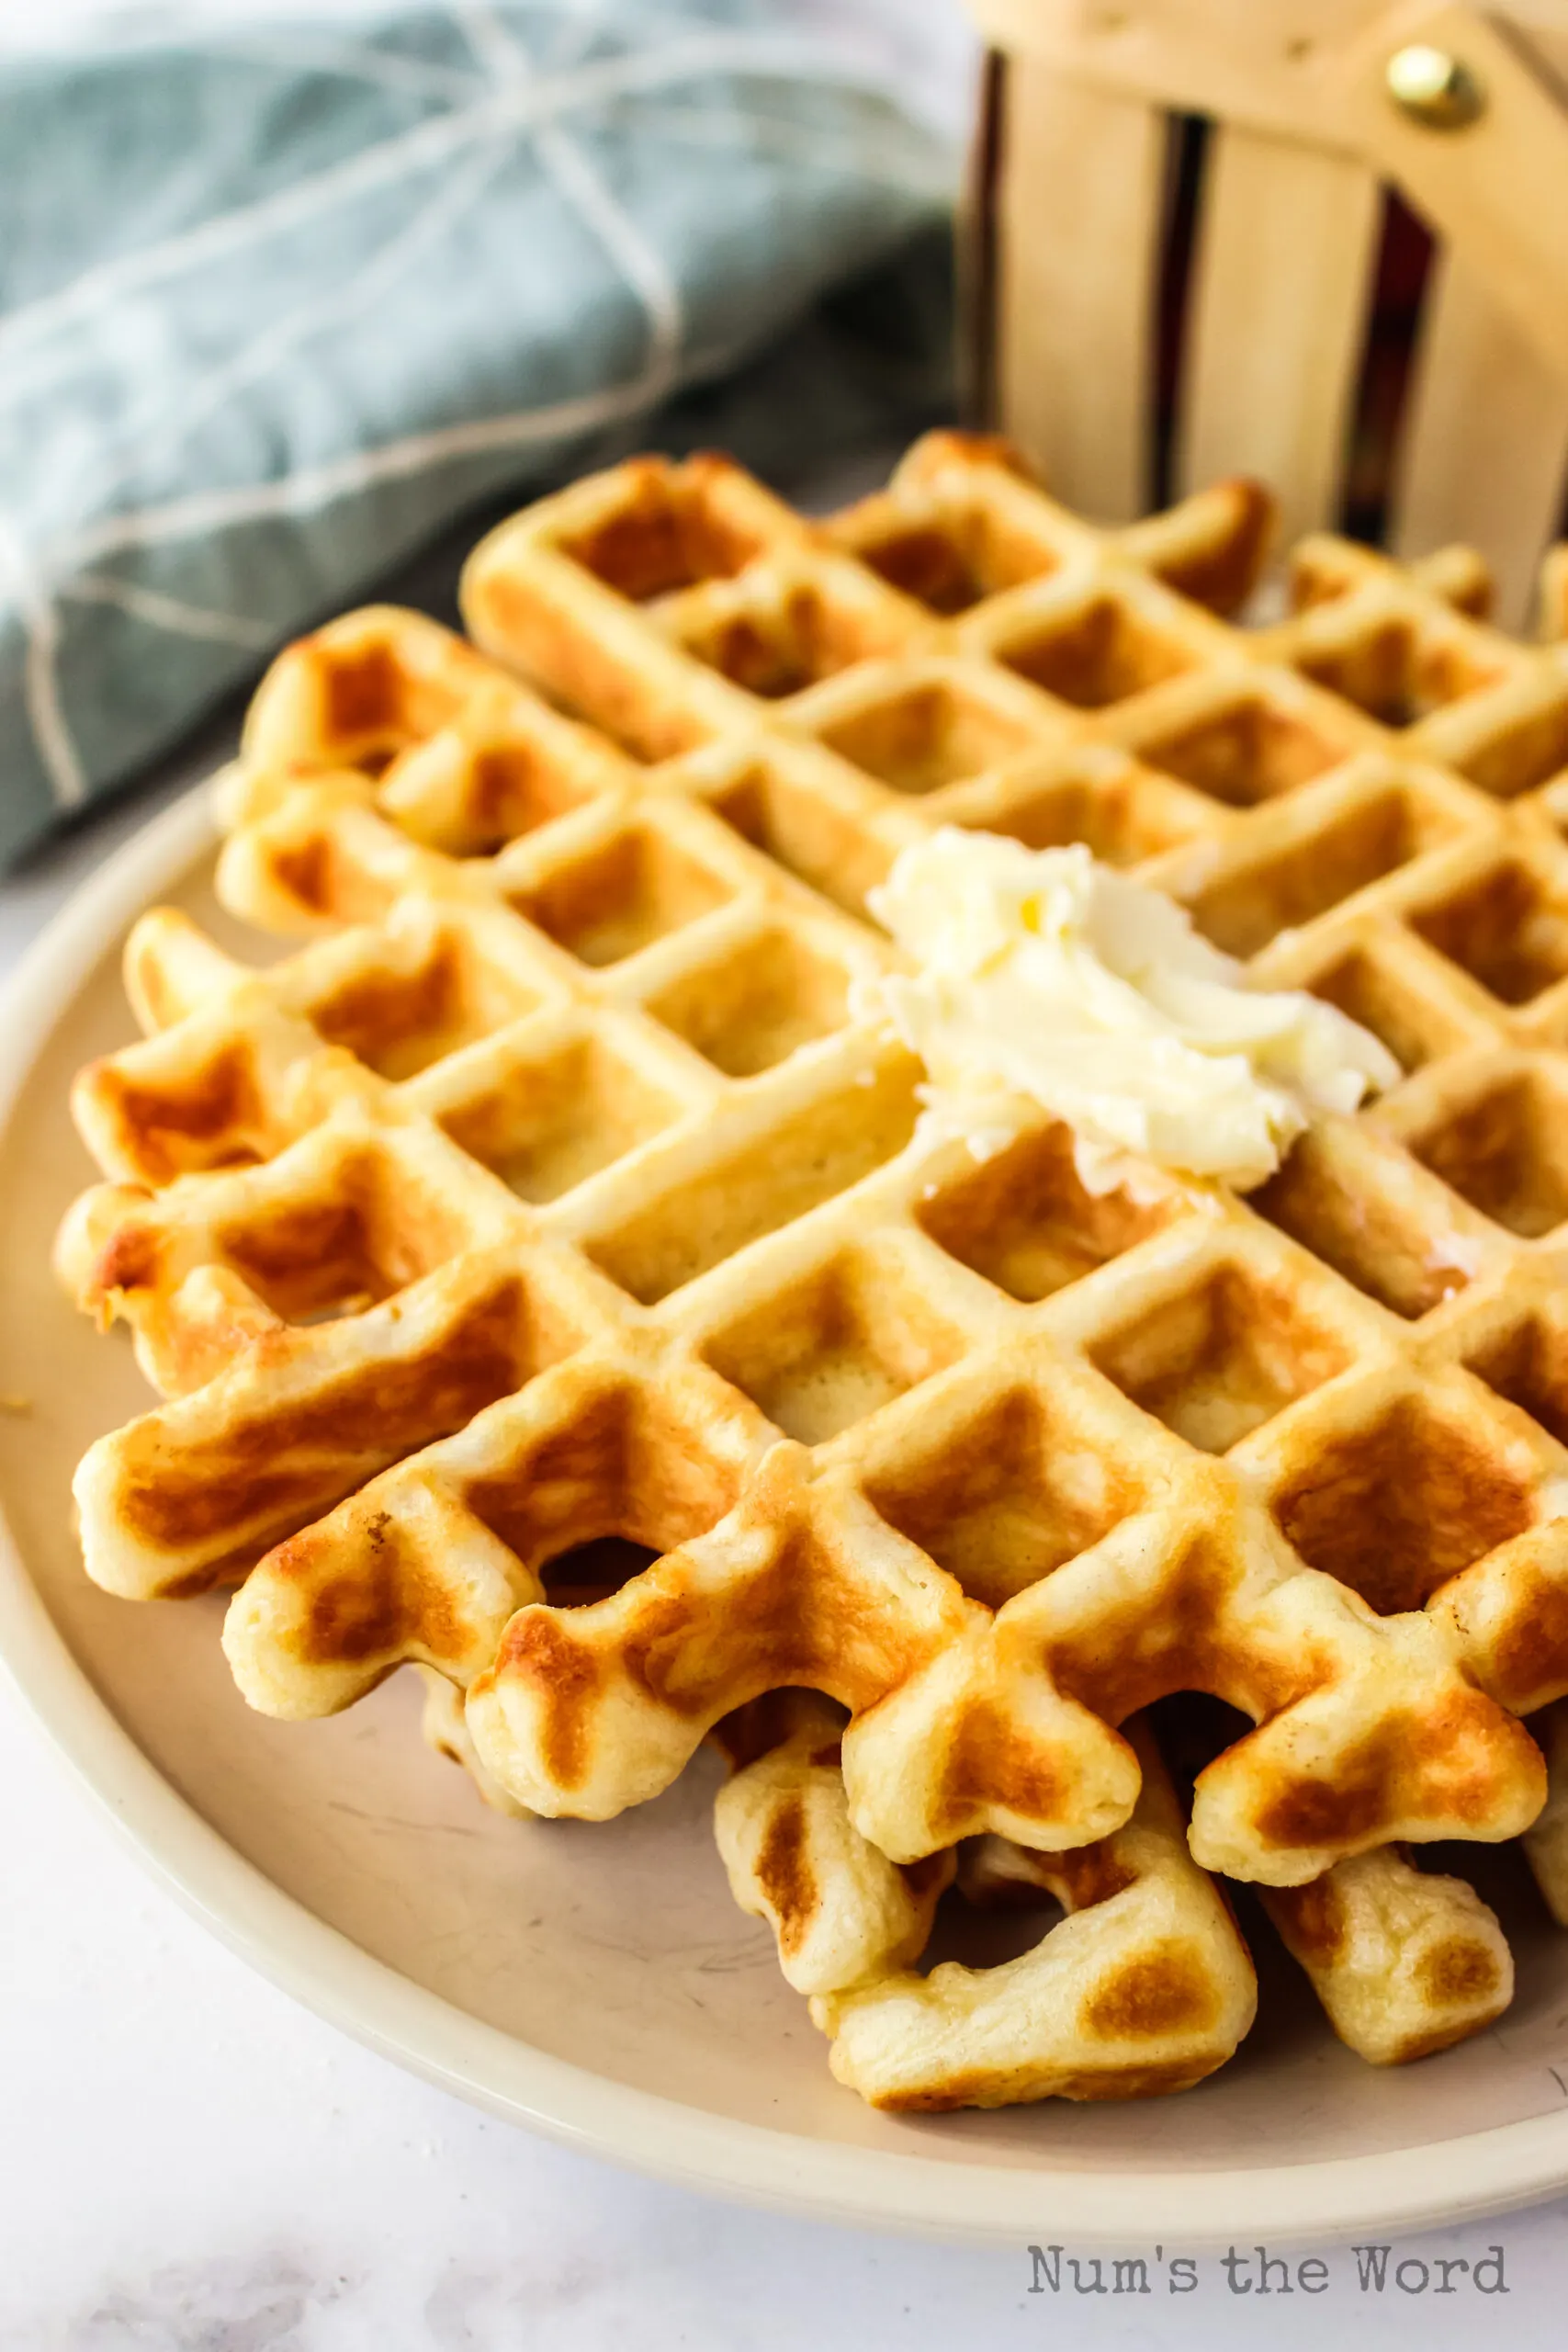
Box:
3, 750, 1568, 2352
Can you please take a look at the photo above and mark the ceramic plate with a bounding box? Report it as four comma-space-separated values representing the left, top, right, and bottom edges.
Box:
5, 784, 1568, 2246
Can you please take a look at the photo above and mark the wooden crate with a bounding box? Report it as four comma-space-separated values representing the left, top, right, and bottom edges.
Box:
964, 2, 1568, 621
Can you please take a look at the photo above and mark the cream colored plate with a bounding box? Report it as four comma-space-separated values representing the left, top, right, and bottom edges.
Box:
5, 783, 1568, 2246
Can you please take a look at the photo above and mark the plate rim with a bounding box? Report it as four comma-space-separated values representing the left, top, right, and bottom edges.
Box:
4, 779, 1568, 2249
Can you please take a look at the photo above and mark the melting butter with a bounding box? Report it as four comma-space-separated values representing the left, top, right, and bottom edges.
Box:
862, 831, 1398, 1189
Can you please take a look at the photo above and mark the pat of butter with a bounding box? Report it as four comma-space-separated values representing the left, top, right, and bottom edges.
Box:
862, 831, 1398, 1189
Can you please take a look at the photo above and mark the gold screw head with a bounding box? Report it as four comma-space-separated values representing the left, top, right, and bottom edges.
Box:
1385, 43, 1487, 130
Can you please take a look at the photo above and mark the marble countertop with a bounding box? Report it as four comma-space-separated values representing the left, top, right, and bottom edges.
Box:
4, 746, 1568, 2352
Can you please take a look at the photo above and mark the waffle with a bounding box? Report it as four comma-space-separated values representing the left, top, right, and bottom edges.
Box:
715, 1706, 1257, 2110
1524, 1698, 1568, 1925
711, 1690, 954, 1997
1260, 1848, 1513, 2066
713, 1695, 1516, 2091
54, 433, 1568, 2104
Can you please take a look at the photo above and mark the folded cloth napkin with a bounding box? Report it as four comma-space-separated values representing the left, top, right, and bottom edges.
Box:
0, 1, 954, 867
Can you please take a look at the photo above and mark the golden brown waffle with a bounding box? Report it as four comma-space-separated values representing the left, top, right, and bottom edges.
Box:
711, 1690, 953, 1997
795, 1713, 1256, 2110
713, 1694, 1513, 2092
1260, 1849, 1512, 2067
1524, 1699, 1568, 1925
57, 436, 1568, 1937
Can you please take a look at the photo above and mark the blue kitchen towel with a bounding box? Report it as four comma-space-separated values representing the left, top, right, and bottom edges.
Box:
0, 3, 954, 866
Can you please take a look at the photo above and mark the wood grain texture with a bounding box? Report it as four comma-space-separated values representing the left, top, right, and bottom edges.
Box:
1344, 4, 1568, 383
995, 59, 1166, 520
1393, 245, 1568, 626
969, 2, 1568, 156
969, 0, 1380, 150
1178, 125, 1382, 543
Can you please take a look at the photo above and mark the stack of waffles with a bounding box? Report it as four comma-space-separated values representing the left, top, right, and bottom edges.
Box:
55, 432, 1568, 2110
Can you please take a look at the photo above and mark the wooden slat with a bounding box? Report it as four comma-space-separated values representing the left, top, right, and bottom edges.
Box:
1178, 125, 1382, 545
995, 59, 1166, 521
1392, 245, 1568, 627
969, 2, 1568, 167
969, 0, 1384, 153
1346, 3, 1568, 385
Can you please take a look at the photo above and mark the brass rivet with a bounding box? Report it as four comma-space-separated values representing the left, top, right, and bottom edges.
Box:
1385, 43, 1486, 130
